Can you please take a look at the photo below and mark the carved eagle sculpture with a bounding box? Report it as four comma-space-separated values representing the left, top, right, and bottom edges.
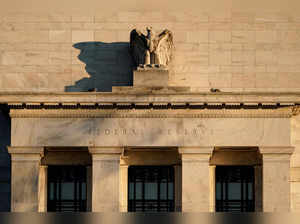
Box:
130, 27, 174, 67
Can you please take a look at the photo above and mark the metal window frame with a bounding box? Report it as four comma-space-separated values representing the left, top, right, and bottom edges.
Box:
128, 165, 175, 212
215, 165, 255, 212
47, 165, 87, 212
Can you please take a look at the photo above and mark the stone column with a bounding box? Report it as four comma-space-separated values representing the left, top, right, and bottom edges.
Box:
38, 165, 47, 212
209, 165, 216, 212
119, 163, 128, 212
179, 147, 214, 212
8, 147, 44, 212
88, 147, 122, 212
260, 146, 294, 212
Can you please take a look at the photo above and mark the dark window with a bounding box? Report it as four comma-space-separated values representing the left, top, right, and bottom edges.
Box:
216, 166, 255, 212
128, 166, 175, 212
47, 166, 87, 212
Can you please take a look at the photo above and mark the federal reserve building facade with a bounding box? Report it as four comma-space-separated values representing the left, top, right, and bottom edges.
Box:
1, 3, 300, 213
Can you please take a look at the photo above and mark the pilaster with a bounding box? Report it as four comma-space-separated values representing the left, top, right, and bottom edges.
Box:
88, 147, 122, 212
8, 146, 44, 212
179, 147, 214, 212
38, 165, 47, 212
119, 163, 128, 212
209, 165, 216, 212
260, 146, 294, 212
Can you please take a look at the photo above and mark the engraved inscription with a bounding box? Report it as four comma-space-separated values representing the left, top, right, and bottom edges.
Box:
94, 128, 201, 136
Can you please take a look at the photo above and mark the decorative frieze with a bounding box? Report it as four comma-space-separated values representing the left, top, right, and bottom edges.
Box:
9, 108, 293, 118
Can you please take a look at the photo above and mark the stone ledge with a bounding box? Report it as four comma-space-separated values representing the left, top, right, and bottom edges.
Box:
2, 91, 300, 104
112, 86, 191, 93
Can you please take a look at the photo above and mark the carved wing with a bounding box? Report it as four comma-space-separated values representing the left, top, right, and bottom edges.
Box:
130, 29, 148, 66
156, 29, 174, 66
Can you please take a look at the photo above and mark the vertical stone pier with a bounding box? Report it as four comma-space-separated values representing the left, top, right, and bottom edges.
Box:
260, 146, 294, 212
88, 147, 122, 212
8, 147, 43, 212
179, 147, 214, 212
209, 165, 216, 212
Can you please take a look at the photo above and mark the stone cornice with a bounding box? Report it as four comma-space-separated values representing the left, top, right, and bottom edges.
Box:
9, 108, 293, 118
1, 91, 300, 104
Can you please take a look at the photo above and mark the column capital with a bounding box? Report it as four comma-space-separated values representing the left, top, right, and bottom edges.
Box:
88, 147, 123, 154
89, 147, 122, 161
179, 147, 213, 163
259, 146, 294, 154
178, 146, 214, 155
8, 146, 44, 161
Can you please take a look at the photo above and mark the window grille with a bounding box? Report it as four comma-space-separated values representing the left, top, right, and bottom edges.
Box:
128, 166, 175, 212
47, 166, 87, 212
216, 166, 255, 212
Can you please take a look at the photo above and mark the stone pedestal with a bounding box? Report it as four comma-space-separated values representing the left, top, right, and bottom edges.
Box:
179, 147, 214, 212
260, 146, 294, 212
133, 67, 169, 87
8, 147, 43, 212
88, 147, 122, 212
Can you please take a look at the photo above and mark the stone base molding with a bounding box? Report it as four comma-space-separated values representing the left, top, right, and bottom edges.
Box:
88, 147, 122, 212
7, 146, 44, 212
259, 146, 295, 212
179, 147, 214, 212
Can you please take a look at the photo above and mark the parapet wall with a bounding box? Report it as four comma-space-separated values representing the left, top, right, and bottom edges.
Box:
1, 11, 300, 92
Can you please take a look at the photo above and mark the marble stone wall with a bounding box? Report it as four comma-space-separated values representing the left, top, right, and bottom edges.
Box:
1, 12, 300, 92
0, 108, 11, 211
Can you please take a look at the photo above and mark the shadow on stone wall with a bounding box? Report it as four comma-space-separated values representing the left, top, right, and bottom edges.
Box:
65, 42, 134, 92
0, 104, 11, 211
